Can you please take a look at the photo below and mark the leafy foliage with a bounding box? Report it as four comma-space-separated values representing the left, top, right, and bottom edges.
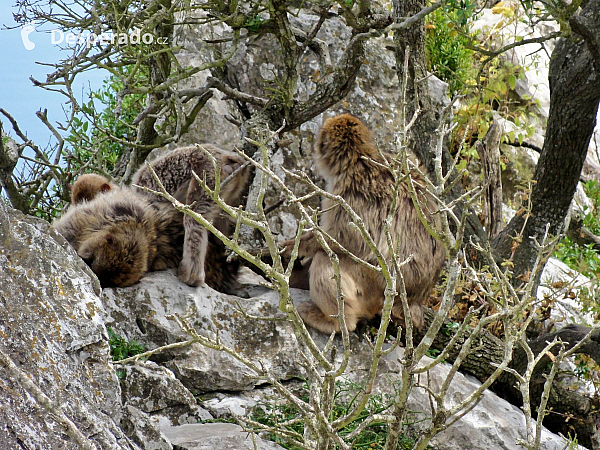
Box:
426, 4, 537, 162
66, 65, 146, 176
554, 238, 600, 279
554, 180, 600, 279
107, 327, 146, 362
425, 8, 474, 96
581, 180, 600, 235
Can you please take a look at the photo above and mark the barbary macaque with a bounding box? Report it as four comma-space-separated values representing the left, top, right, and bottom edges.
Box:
286, 114, 446, 332
54, 145, 249, 291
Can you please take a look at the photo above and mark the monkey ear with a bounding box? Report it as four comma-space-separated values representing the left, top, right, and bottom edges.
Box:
105, 234, 116, 246
100, 183, 111, 193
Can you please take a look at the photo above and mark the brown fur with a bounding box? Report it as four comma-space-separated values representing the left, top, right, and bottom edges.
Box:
289, 114, 446, 333
54, 145, 249, 291
70, 174, 116, 204
132, 145, 248, 288
54, 188, 178, 287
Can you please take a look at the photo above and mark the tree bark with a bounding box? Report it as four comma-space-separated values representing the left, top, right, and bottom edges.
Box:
392, 0, 437, 170
477, 118, 503, 238
493, 0, 600, 284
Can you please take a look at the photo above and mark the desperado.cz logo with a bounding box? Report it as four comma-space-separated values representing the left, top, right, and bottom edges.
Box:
21, 25, 166, 50
21, 23, 36, 50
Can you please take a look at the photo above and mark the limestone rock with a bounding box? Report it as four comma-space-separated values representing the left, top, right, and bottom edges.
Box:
120, 405, 172, 450
0, 199, 137, 449
334, 344, 580, 450
103, 269, 580, 450
200, 384, 302, 419
101, 271, 306, 393
538, 257, 595, 328
120, 360, 213, 424
388, 349, 578, 450
161, 423, 285, 450
177, 10, 449, 155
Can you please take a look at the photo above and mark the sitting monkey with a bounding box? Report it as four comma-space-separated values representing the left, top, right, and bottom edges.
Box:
54, 145, 249, 291
282, 114, 446, 332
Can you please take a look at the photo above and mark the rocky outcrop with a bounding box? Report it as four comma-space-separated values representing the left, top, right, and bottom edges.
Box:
101, 273, 305, 393
0, 200, 137, 449
118, 361, 213, 449
539, 257, 596, 328
102, 270, 582, 450
161, 423, 285, 450
0, 195, 588, 449
120, 361, 213, 425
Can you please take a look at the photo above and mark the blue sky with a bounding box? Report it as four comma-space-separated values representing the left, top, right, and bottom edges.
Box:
0, 5, 105, 148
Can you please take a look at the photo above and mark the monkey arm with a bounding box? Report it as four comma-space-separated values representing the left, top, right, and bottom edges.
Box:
279, 231, 322, 259
178, 214, 208, 287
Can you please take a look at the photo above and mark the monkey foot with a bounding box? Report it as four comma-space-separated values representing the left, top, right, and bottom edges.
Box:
177, 259, 205, 287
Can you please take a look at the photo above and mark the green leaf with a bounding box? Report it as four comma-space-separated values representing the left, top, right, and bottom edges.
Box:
497, 81, 508, 95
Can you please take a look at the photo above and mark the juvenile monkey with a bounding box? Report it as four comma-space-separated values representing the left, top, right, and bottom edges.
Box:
132, 144, 248, 287
54, 145, 249, 290
289, 114, 445, 333
69, 173, 117, 204
54, 187, 183, 287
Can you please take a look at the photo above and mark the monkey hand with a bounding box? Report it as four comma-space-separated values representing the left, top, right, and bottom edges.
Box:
178, 254, 206, 287
279, 231, 324, 259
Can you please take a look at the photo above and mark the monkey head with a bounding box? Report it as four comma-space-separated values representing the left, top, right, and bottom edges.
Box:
314, 114, 380, 180
77, 222, 151, 287
70, 174, 115, 204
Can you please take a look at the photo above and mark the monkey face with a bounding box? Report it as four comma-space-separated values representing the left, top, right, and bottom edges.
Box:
77, 225, 149, 288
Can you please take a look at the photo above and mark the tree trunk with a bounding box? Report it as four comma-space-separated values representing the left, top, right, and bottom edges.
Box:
493, 0, 600, 284
392, 0, 437, 172
476, 118, 503, 238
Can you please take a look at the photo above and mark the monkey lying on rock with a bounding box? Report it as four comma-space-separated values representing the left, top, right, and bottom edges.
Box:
54, 145, 249, 292
280, 114, 446, 332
